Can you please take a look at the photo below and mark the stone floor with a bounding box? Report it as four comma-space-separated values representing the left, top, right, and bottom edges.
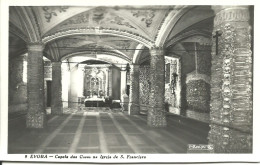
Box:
8, 108, 210, 154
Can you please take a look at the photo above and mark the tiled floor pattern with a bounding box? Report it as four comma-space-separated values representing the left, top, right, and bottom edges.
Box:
8, 109, 209, 154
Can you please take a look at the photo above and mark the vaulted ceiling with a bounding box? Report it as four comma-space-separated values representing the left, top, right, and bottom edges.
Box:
9, 6, 215, 65
44, 35, 139, 62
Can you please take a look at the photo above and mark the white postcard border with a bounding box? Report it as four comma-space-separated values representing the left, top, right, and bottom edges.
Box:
1, 0, 260, 163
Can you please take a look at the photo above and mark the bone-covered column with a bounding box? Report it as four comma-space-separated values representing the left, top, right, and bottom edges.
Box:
208, 6, 252, 153
26, 43, 46, 128
147, 47, 167, 127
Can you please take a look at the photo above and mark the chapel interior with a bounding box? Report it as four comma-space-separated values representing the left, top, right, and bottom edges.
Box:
8, 5, 253, 154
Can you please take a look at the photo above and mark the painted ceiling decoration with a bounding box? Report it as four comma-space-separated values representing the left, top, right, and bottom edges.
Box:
42, 6, 69, 22
91, 7, 105, 24
56, 36, 126, 50
58, 11, 90, 26
33, 6, 94, 34
49, 7, 137, 30
110, 16, 136, 29
45, 34, 139, 61
46, 43, 132, 63
41, 26, 154, 48
9, 6, 217, 64
131, 9, 155, 27
111, 40, 132, 49
41, 6, 172, 41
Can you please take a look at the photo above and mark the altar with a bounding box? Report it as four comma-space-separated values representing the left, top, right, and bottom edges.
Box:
84, 96, 106, 107
79, 64, 121, 108
82, 65, 108, 107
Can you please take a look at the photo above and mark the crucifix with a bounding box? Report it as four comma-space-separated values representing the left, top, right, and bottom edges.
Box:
213, 30, 222, 55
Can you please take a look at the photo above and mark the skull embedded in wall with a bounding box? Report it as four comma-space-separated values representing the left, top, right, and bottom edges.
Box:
223, 104, 230, 109
223, 87, 231, 95
224, 66, 231, 73
224, 97, 230, 102
224, 74, 230, 79
224, 58, 231, 66
223, 81, 230, 86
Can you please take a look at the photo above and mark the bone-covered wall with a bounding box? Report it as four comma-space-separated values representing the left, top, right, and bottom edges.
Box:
9, 55, 28, 113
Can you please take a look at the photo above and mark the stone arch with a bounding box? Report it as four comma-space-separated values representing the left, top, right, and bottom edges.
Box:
165, 30, 212, 48
154, 6, 193, 47
155, 6, 215, 47
14, 7, 42, 43
132, 44, 145, 64
60, 51, 131, 64
42, 29, 154, 48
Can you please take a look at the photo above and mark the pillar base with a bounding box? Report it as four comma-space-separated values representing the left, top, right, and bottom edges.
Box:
147, 107, 167, 127
128, 103, 140, 115
26, 112, 46, 128
208, 123, 252, 153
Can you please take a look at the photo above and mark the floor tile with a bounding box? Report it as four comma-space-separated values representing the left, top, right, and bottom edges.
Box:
71, 115, 83, 119
103, 126, 120, 133
78, 134, 100, 147
100, 120, 114, 125
8, 148, 37, 154
82, 125, 98, 133
127, 134, 155, 146
76, 148, 101, 153
49, 119, 66, 126
42, 149, 68, 153
108, 147, 134, 153
121, 126, 142, 134
8, 108, 210, 154
85, 116, 98, 120
48, 134, 74, 148
105, 134, 128, 146
84, 119, 97, 126
114, 119, 131, 125
139, 147, 164, 154
10, 133, 49, 148
67, 120, 80, 126
60, 126, 78, 133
